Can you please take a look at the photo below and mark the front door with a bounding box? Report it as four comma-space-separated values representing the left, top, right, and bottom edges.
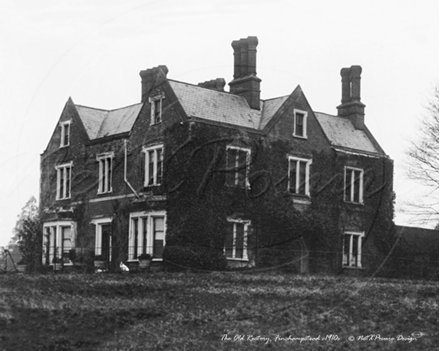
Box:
101, 224, 112, 265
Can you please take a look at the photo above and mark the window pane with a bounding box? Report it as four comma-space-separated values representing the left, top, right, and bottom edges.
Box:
352, 235, 359, 266
295, 113, 304, 136
345, 169, 351, 202
225, 222, 233, 258
237, 150, 247, 188
353, 170, 361, 203
133, 218, 138, 258
106, 158, 112, 191
142, 218, 148, 254
235, 223, 244, 259
226, 148, 237, 186
154, 100, 161, 123
59, 169, 64, 198
66, 167, 71, 198
63, 124, 70, 145
157, 148, 163, 184
289, 160, 297, 193
154, 217, 164, 233
343, 234, 350, 266
148, 151, 155, 185
298, 161, 306, 195
153, 217, 165, 258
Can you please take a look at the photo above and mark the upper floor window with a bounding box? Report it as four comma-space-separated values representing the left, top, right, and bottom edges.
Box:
288, 156, 312, 196
56, 162, 72, 200
343, 231, 364, 268
60, 121, 71, 147
225, 218, 250, 260
293, 109, 308, 138
149, 94, 164, 125
344, 167, 364, 204
128, 211, 166, 260
97, 152, 114, 194
143, 145, 163, 187
226, 146, 251, 188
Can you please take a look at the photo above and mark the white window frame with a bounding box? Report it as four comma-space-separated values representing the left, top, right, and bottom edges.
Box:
91, 217, 113, 259
225, 218, 250, 261
342, 231, 364, 268
96, 152, 114, 194
344, 166, 364, 204
128, 211, 166, 261
60, 120, 72, 147
288, 156, 312, 196
149, 93, 165, 125
143, 144, 164, 187
55, 162, 73, 200
42, 221, 75, 265
293, 109, 308, 138
226, 145, 251, 188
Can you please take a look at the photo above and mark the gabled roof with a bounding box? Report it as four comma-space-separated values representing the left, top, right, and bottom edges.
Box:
314, 112, 378, 154
259, 95, 290, 129
169, 80, 287, 131
75, 103, 142, 140
169, 80, 262, 129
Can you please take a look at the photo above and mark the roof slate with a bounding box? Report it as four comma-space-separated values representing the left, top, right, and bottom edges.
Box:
259, 95, 290, 129
314, 112, 378, 153
72, 79, 380, 156
76, 103, 142, 140
169, 80, 262, 129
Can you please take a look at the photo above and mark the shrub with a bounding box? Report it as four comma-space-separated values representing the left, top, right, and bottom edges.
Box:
137, 253, 152, 260
163, 245, 227, 272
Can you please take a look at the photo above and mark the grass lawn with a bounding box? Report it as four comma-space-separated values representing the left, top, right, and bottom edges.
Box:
0, 272, 437, 350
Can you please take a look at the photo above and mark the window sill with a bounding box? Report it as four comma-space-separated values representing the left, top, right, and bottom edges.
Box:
342, 265, 364, 269
127, 258, 163, 262
56, 198, 71, 201
344, 201, 364, 206
59, 145, 69, 148
292, 135, 307, 140
97, 191, 113, 195
226, 257, 249, 262
289, 194, 311, 204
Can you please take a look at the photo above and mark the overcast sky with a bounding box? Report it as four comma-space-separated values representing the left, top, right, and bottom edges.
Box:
0, 0, 438, 246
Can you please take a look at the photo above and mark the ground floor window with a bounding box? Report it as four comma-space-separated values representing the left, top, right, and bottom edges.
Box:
128, 211, 166, 260
343, 231, 364, 268
42, 221, 75, 265
225, 218, 250, 260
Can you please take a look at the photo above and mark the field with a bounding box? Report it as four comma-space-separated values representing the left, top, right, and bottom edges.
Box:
0, 272, 438, 351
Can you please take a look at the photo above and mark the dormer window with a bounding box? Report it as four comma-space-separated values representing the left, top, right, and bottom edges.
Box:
149, 94, 165, 125
60, 121, 71, 147
293, 109, 308, 138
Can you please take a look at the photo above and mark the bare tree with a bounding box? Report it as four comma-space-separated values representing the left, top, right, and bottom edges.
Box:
405, 85, 439, 225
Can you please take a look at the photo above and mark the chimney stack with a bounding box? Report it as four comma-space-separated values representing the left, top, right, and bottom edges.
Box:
337, 65, 365, 130
140, 65, 169, 103
229, 36, 261, 110
198, 78, 226, 92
